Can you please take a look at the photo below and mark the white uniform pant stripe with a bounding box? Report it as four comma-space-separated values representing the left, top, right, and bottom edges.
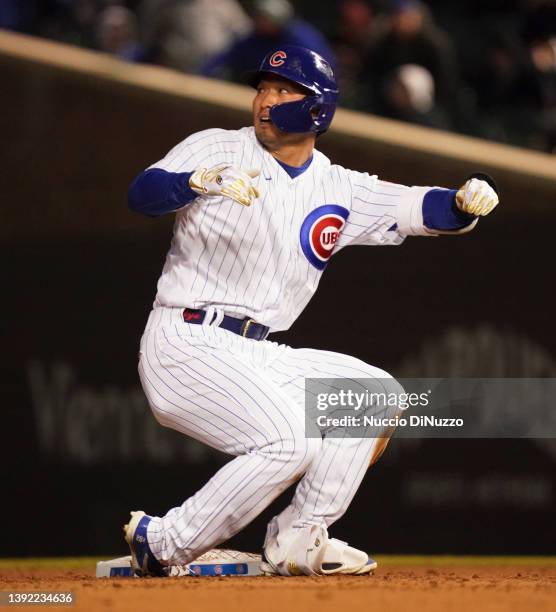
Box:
168, 334, 306, 446
138, 361, 237, 450
292, 437, 381, 525
158, 325, 296, 451
159, 330, 277, 449
141, 333, 264, 451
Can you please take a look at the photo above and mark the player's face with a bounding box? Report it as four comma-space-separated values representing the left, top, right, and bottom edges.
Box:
253, 76, 312, 149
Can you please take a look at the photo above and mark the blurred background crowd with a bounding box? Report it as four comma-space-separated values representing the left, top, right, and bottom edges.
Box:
2, 0, 555, 152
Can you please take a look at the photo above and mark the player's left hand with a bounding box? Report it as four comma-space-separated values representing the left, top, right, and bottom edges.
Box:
455, 178, 499, 216
189, 164, 260, 207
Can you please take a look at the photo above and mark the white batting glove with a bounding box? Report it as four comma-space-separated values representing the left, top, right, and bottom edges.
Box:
455, 178, 499, 216
189, 164, 260, 207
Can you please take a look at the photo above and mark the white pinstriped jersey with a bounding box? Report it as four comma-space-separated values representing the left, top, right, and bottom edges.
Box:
150, 126, 430, 331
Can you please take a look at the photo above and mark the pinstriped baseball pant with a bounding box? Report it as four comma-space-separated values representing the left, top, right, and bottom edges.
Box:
138, 307, 400, 566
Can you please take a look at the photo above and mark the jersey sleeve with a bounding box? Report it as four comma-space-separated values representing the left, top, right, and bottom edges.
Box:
148, 128, 240, 173
337, 170, 439, 248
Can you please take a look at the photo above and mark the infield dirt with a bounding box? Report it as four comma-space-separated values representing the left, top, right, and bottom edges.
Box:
1, 559, 554, 612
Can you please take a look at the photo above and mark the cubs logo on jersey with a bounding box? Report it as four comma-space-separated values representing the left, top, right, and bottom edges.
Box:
300, 204, 349, 270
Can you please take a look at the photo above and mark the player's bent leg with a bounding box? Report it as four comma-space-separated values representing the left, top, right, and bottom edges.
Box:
262, 347, 403, 575
129, 319, 322, 572
272, 346, 404, 525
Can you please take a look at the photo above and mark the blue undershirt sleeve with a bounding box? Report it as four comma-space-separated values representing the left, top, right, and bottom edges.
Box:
422, 188, 476, 231
128, 168, 198, 217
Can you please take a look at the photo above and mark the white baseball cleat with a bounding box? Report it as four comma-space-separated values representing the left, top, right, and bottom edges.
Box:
320, 539, 377, 575
261, 538, 377, 576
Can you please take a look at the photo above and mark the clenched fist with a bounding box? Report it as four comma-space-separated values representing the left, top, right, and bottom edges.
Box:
456, 177, 499, 216
189, 164, 260, 207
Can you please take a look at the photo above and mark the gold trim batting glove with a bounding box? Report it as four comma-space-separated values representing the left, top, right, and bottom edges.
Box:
189, 164, 260, 207
456, 177, 499, 216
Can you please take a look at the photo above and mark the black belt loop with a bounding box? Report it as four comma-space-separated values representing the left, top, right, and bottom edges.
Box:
183, 308, 269, 341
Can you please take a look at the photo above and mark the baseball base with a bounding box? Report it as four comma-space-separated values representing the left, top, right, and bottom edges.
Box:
96, 549, 262, 578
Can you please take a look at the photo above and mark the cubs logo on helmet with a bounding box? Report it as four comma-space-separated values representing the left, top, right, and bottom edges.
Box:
269, 51, 287, 67
300, 205, 349, 270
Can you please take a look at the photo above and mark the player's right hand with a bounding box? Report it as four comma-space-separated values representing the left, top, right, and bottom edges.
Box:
189, 164, 260, 207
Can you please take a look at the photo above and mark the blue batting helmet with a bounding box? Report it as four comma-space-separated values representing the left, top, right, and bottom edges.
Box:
246, 45, 339, 134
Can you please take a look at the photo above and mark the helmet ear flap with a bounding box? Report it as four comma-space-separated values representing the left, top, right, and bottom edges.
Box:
269, 96, 320, 133
268, 95, 337, 135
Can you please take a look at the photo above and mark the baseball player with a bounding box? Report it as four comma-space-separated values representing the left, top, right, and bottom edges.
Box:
125, 45, 498, 577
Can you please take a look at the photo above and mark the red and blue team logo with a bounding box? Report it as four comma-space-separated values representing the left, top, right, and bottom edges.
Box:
269, 50, 287, 67
300, 205, 349, 270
